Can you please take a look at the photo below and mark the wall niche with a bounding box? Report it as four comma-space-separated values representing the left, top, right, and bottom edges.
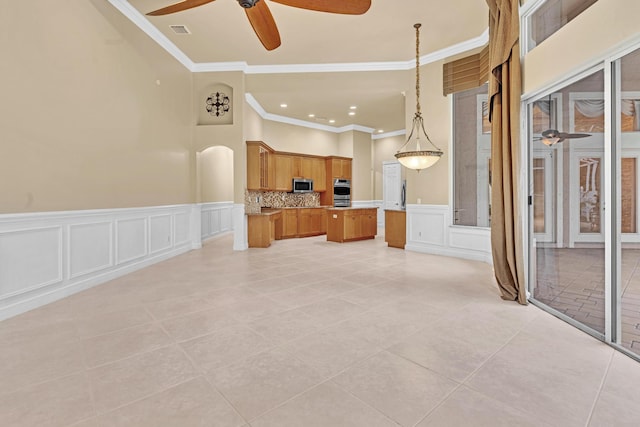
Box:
198, 83, 233, 125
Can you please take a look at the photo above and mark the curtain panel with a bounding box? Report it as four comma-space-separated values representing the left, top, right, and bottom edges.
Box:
486, 0, 527, 304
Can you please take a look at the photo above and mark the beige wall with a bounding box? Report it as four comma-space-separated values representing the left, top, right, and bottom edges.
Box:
244, 101, 264, 141
338, 132, 354, 158
199, 146, 234, 202
351, 131, 374, 201
523, 0, 640, 94
193, 71, 246, 203
404, 62, 450, 205
0, 0, 194, 213
261, 120, 339, 155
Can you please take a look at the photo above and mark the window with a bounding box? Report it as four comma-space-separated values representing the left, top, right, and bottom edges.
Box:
525, 0, 599, 52
452, 84, 490, 227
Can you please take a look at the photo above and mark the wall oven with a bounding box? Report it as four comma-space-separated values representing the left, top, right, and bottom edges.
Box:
333, 178, 351, 207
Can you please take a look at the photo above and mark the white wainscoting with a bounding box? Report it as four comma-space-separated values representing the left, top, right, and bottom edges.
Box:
0, 204, 207, 321
200, 202, 234, 241
404, 204, 492, 264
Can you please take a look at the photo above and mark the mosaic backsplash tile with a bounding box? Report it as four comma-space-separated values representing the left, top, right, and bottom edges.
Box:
245, 190, 320, 213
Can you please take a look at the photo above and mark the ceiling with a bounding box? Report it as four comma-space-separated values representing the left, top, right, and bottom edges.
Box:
113, 0, 489, 133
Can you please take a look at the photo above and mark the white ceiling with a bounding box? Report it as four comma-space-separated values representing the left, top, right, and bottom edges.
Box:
112, 0, 489, 133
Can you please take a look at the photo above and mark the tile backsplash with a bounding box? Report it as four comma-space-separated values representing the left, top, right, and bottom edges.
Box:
245, 190, 320, 213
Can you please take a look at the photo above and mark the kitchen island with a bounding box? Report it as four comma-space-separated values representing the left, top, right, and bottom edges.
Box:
326, 207, 378, 243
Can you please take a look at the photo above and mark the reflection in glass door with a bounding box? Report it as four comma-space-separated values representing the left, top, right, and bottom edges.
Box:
618, 47, 640, 355
531, 70, 606, 336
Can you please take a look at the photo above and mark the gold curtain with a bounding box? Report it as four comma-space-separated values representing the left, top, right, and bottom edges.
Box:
486, 0, 527, 304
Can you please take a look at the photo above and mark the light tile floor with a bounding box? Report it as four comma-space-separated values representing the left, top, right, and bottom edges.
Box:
2, 232, 640, 426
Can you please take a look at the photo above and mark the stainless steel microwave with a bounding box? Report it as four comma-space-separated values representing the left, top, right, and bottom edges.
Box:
292, 178, 313, 193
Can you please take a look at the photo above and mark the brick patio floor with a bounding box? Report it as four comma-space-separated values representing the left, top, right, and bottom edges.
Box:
534, 247, 640, 354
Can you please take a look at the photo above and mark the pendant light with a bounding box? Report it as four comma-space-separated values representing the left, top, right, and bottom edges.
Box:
395, 23, 443, 171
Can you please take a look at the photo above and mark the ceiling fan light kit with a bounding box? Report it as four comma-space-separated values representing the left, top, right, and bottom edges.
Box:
395, 23, 443, 172
146, 0, 372, 51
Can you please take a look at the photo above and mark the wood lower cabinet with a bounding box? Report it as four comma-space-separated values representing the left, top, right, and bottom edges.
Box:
280, 207, 326, 238
384, 210, 406, 249
326, 208, 377, 243
298, 208, 325, 237
282, 208, 299, 238
247, 211, 282, 248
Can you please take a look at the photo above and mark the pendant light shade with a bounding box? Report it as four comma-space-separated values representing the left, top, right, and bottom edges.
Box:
395, 23, 443, 172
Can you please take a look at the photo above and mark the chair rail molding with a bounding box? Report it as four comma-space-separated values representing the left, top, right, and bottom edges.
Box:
404, 204, 492, 264
0, 202, 234, 321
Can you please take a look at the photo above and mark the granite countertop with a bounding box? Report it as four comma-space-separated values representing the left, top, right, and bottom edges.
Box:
247, 208, 282, 216
247, 206, 329, 216
326, 207, 378, 211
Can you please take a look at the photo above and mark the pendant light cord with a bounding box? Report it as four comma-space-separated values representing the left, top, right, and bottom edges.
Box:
415, 23, 421, 115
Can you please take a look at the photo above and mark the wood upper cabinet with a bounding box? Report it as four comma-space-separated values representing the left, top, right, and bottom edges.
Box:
300, 157, 313, 179
247, 141, 340, 194
311, 157, 326, 192
247, 142, 274, 191
329, 158, 352, 179
274, 154, 294, 192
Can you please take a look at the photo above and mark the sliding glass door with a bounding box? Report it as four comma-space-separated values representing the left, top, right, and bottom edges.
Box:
529, 46, 640, 360
530, 70, 606, 336
617, 47, 640, 355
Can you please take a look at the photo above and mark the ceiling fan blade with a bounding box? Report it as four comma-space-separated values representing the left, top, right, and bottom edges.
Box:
270, 0, 371, 14
147, 0, 216, 16
558, 132, 592, 139
246, 1, 281, 51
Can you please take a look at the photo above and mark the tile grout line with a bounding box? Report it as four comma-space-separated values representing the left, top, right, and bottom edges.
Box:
155, 318, 251, 426
584, 349, 616, 427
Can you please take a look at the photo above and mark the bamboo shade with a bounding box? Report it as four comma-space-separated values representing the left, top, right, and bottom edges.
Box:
442, 45, 489, 96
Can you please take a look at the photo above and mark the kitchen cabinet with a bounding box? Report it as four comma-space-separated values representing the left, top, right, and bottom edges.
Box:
247, 210, 282, 248
282, 208, 299, 238
328, 157, 352, 179
311, 157, 326, 192
384, 210, 406, 249
247, 141, 274, 191
326, 208, 377, 243
298, 208, 326, 237
321, 156, 352, 206
274, 154, 294, 191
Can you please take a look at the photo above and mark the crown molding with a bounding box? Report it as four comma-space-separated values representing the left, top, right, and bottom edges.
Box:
372, 129, 406, 140
110, 0, 488, 74
107, 0, 195, 70
245, 94, 404, 136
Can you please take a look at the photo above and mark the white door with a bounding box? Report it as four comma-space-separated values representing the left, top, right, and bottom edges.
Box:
383, 161, 402, 210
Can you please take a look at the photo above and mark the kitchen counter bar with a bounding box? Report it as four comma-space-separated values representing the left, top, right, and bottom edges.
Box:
326, 207, 378, 243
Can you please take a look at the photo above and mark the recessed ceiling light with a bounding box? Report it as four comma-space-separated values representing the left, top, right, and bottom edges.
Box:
377, 129, 384, 133
329, 119, 335, 124
350, 106, 357, 110
348, 112, 356, 116
308, 114, 315, 118
280, 103, 287, 108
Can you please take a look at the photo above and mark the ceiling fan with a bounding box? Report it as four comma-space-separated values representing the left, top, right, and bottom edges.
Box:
536, 128, 592, 146
532, 96, 591, 146
146, 0, 372, 51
